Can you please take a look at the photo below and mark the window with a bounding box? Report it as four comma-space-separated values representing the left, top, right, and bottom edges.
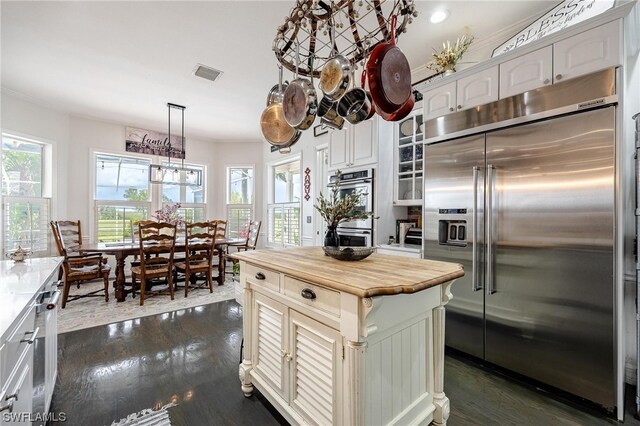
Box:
161, 162, 206, 224
1, 135, 51, 255
226, 166, 254, 239
268, 158, 301, 247
95, 154, 151, 242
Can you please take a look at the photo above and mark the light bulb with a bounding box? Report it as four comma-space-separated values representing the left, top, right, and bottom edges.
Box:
155, 166, 164, 181
172, 168, 180, 180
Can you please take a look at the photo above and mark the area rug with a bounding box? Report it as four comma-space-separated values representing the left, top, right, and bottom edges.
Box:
109, 403, 176, 426
58, 279, 235, 334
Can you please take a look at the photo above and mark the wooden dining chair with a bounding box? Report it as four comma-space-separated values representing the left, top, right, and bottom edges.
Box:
226, 220, 261, 274
130, 222, 177, 306
50, 221, 111, 308
174, 222, 215, 297
52, 220, 108, 280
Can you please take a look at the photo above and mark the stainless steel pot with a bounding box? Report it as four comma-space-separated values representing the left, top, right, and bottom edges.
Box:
317, 96, 344, 130
337, 70, 375, 125
319, 25, 352, 101
283, 49, 318, 130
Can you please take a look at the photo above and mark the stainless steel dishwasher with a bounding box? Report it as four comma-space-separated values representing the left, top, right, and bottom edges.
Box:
32, 280, 60, 425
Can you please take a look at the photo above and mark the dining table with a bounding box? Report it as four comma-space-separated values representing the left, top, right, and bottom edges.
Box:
78, 237, 242, 302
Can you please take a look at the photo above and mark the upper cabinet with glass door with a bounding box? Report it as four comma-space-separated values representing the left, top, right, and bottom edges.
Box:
394, 110, 423, 206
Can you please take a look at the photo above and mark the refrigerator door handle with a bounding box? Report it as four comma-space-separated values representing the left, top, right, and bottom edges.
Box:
486, 164, 495, 295
472, 166, 482, 291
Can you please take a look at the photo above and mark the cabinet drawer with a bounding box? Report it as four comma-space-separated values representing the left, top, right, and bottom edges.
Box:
244, 263, 280, 293
1, 305, 36, 385
283, 276, 340, 317
1, 342, 34, 422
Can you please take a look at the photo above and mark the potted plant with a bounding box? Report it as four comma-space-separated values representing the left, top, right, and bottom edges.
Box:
426, 31, 475, 75
314, 170, 376, 247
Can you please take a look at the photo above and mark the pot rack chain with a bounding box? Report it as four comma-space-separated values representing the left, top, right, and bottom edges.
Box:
273, 0, 418, 78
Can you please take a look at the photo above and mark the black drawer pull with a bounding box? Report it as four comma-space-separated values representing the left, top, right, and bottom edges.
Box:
301, 288, 316, 300
255, 272, 266, 280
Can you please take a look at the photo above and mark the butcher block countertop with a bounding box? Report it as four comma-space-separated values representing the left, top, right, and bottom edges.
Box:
230, 246, 464, 298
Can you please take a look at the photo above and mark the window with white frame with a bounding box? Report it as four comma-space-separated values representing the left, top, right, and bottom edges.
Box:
95, 153, 151, 242
161, 162, 206, 224
268, 158, 301, 247
226, 166, 254, 239
1, 135, 51, 255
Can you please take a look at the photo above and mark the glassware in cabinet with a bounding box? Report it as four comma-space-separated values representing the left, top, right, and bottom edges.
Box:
394, 110, 424, 205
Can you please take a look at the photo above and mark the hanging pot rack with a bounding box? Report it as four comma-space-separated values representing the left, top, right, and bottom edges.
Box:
273, 0, 418, 78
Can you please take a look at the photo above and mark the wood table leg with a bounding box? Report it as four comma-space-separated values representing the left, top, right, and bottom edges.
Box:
216, 247, 225, 285
114, 252, 127, 302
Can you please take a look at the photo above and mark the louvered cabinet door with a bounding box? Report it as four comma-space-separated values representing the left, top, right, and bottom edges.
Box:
252, 293, 289, 401
289, 310, 343, 426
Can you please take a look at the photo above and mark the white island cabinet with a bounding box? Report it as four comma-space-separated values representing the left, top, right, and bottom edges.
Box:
232, 247, 463, 426
0, 257, 62, 425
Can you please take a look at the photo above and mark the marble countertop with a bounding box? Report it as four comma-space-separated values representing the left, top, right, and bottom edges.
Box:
377, 243, 422, 253
0, 257, 62, 341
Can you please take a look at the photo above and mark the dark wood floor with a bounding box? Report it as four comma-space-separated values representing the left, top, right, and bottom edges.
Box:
51, 300, 639, 425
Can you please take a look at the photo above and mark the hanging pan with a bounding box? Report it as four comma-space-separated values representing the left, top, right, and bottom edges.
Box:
261, 66, 301, 147
283, 46, 318, 130
365, 15, 412, 115
319, 22, 352, 101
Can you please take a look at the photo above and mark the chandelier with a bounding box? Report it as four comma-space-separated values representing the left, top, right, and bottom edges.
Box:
148, 103, 203, 186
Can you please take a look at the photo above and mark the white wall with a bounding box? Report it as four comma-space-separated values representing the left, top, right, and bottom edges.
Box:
262, 128, 330, 247
1, 91, 264, 243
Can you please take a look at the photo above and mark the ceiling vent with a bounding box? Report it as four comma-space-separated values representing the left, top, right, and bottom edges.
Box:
193, 64, 223, 83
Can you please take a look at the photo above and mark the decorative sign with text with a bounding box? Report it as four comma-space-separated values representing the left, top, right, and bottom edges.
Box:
492, 0, 615, 57
125, 127, 185, 159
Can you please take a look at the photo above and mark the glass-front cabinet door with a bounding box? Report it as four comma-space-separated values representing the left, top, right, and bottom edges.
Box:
394, 110, 423, 206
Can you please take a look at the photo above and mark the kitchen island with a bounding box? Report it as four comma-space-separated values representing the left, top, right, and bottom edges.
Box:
232, 247, 463, 426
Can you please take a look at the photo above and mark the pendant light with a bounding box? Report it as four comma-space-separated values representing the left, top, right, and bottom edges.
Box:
149, 103, 203, 186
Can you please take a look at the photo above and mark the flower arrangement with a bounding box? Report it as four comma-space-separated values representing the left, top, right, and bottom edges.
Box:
152, 202, 185, 226
426, 31, 475, 74
314, 171, 376, 229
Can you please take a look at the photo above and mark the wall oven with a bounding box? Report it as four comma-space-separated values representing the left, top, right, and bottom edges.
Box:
328, 168, 374, 246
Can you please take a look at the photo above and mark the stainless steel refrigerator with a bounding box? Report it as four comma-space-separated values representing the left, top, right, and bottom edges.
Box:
423, 68, 616, 410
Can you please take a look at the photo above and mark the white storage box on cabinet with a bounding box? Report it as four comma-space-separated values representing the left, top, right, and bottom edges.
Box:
500, 46, 553, 98
328, 119, 377, 171
553, 20, 621, 83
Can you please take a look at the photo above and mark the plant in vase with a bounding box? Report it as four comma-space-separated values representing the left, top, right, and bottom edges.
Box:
152, 202, 185, 227
314, 170, 376, 248
426, 30, 474, 75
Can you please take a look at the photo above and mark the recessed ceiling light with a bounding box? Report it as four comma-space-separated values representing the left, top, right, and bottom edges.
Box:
430, 9, 449, 24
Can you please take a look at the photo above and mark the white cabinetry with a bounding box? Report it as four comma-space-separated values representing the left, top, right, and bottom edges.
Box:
422, 67, 499, 121
394, 109, 423, 206
423, 82, 456, 121
553, 20, 621, 83
0, 307, 35, 423
328, 119, 377, 171
500, 46, 553, 98
456, 66, 499, 111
